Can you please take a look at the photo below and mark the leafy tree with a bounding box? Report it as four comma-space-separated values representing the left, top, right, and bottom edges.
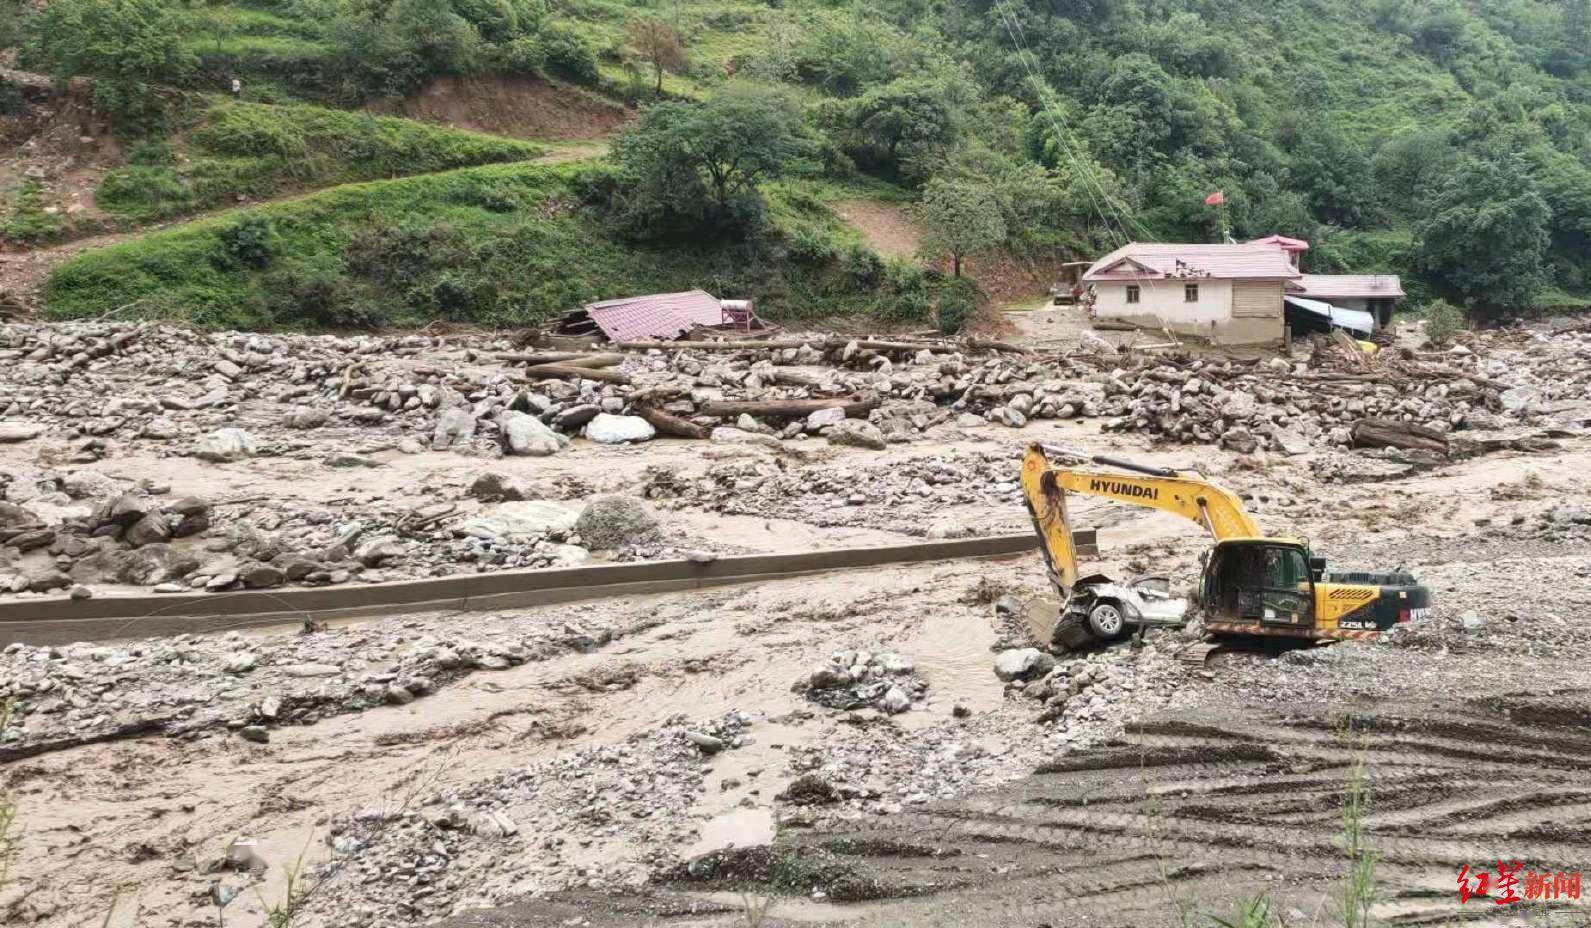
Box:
20, 0, 197, 127
915, 175, 1005, 277
845, 76, 968, 183
1422, 299, 1465, 346
1417, 156, 1550, 316
626, 17, 686, 96
1287, 126, 1373, 227
610, 84, 815, 237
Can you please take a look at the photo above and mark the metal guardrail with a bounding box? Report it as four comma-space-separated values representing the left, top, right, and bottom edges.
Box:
0, 534, 1039, 647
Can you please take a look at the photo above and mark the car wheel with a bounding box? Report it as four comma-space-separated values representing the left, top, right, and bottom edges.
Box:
1088, 602, 1126, 640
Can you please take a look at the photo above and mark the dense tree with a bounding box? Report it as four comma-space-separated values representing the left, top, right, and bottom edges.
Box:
843, 76, 969, 183
916, 175, 1006, 277
626, 17, 686, 96
610, 84, 815, 236
1417, 156, 1551, 316
21, 0, 197, 127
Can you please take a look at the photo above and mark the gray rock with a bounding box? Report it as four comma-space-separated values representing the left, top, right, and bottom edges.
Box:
462, 501, 578, 543
994, 648, 1055, 682
467, 473, 524, 502
499, 410, 566, 456
584, 414, 655, 444
880, 685, 911, 715
238, 726, 270, 744
806, 406, 847, 429
686, 731, 725, 755
574, 495, 660, 550
355, 537, 405, 568
709, 427, 782, 449
327, 453, 382, 468
285, 408, 328, 430
825, 419, 887, 450
0, 422, 44, 444
193, 428, 257, 463
225, 651, 260, 674
164, 497, 211, 537
240, 563, 286, 588
281, 663, 340, 678
385, 684, 415, 705
124, 513, 172, 548
431, 408, 477, 451
93, 492, 153, 529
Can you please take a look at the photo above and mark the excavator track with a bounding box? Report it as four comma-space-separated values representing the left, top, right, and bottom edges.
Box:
1177, 641, 1224, 666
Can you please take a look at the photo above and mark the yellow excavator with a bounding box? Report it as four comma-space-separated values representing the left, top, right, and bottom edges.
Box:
1019, 444, 1429, 650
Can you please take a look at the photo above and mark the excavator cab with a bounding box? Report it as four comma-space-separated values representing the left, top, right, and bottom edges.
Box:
1202, 539, 1315, 630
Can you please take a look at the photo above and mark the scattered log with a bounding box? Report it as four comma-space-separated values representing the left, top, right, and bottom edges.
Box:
634, 405, 710, 439
699, 393, 880, 420
1351, 418, 1450, 454
965, 337, 1031, 354
515, 364, 631, 385
519, 353, 624, 373
1332, 328, 1370, 372
496, 351, 595, 365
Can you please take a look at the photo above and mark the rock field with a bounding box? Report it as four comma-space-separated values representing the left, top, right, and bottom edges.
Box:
2, 314, 1590, 927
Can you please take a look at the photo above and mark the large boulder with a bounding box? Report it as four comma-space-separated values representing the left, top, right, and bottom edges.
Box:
0, 501, 41, 537
0, 422, 44, 444
499, 410, 567, 457
993, 648, 1055, 683
584, 414, 655, 445
124, 512, 173, 548
825, 419, 887, 451
574, 496, 660, 550
110, 544, 201, 585
193, 428, 257, 463
431, 407, 478, 451
461, 500, 579, 544
91, 492, 154, 531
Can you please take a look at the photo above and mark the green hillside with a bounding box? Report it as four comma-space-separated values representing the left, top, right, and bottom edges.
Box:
9, 0, 1591, 326
42, 161, 926, 329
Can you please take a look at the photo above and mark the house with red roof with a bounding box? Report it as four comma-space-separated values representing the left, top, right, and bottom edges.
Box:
1079, 237, 1403, 346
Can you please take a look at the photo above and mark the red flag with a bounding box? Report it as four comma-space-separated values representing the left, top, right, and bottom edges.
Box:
1204, 190, 1225, 206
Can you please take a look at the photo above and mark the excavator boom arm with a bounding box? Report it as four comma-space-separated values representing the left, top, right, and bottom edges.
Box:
1020, 444, 1261, 592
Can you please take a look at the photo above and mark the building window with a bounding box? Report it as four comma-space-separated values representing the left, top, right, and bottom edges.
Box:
1126, 285, 1140, 305
1185, 284, 1200, 303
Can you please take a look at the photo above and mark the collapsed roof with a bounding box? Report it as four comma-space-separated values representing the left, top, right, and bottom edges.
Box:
553, 289, 729, 342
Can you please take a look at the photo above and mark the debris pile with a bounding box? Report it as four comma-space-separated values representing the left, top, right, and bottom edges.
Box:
997, 636, 1186, 727
0, 616, 627, 751
307, 713, 752, 925
799, 648, 927, 714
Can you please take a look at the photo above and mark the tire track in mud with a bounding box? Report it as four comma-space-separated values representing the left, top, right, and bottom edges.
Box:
754, 696, 1591, 927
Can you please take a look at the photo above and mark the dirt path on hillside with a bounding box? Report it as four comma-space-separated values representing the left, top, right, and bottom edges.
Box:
832, 199, 922, 259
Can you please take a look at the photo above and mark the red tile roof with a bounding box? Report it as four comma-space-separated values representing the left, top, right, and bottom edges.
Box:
1291, 274, 1405, 300
583, 290, 725, 342
1084, 243, 1302, 283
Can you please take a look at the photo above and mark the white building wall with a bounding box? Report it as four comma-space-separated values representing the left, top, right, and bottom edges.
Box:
1094, 279, 1233, 325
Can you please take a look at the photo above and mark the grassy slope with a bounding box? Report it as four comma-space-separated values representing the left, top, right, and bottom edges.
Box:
43, 161, 893, 329
96, 99, 544, 225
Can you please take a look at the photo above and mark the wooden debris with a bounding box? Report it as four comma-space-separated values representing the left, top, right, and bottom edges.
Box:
514, 363, 631, 385
1350, 418, 1450, 454
699, 393, 880, 420
634, 405, 710, 439
518, 353, 624, 373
